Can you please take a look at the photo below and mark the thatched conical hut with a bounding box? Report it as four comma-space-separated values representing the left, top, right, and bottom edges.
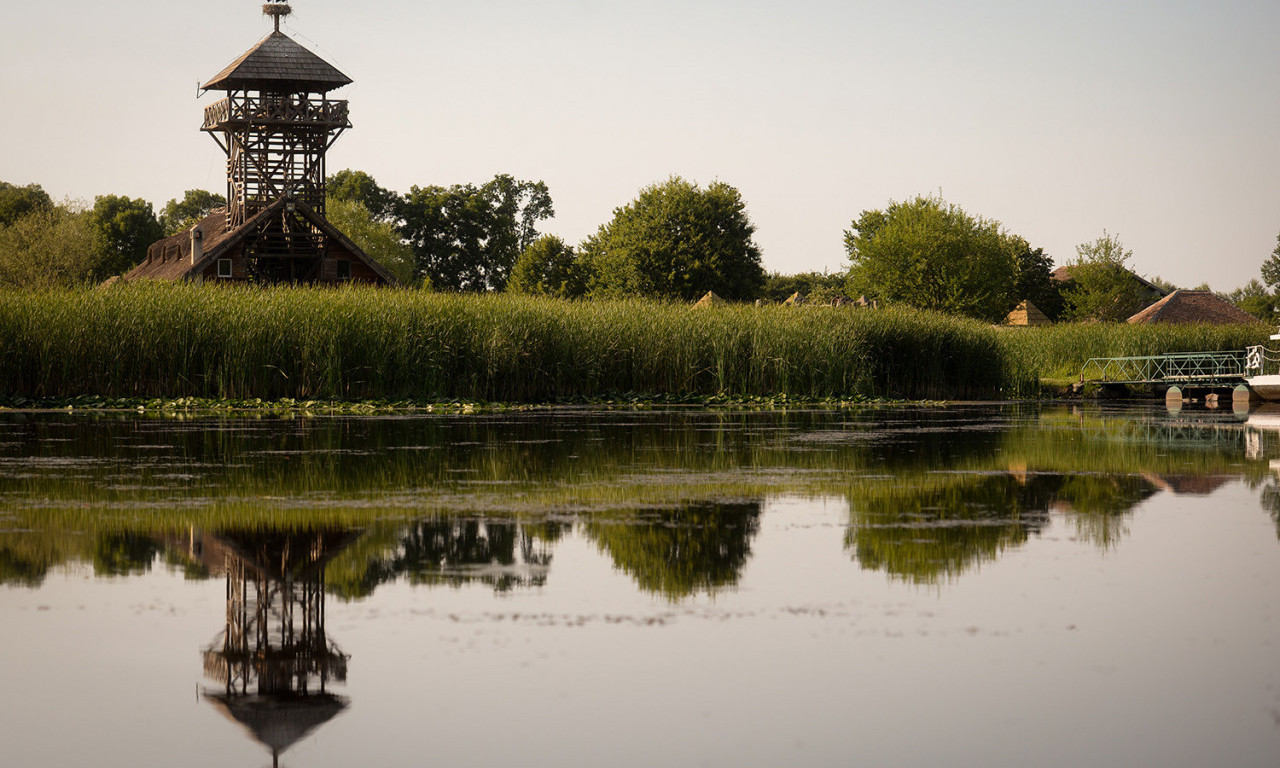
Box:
1005, 299, 1051, 326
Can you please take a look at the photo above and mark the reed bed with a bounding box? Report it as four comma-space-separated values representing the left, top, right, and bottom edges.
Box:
0, 284, 1026, 402
997, 322, 1271, 381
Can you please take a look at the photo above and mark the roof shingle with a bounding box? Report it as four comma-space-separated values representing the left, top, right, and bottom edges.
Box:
1125, 290, 1260, 325
202, 31, 352, 92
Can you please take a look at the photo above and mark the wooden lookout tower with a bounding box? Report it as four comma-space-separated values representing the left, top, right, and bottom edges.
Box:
123, 1, 393, 284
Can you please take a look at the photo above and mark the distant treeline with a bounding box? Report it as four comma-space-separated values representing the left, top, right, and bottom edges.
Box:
5, 176, 1276, 324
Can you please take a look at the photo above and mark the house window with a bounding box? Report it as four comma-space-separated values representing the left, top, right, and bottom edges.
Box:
337, 259, 351, 280
217, 259, 233, 279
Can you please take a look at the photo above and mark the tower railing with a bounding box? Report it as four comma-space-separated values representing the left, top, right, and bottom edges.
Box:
203, 95, 350, 131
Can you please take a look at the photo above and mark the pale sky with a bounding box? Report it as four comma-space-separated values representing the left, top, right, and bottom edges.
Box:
2, 0, 1278, 290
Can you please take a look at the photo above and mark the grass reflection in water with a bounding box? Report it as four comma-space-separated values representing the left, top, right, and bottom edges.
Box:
1, 404, 1277, 594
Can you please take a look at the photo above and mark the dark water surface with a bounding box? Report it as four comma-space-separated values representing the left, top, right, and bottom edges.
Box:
2, 403, 1279, 767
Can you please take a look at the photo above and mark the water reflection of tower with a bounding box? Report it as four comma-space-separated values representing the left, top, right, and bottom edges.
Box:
200, 527, 361, 768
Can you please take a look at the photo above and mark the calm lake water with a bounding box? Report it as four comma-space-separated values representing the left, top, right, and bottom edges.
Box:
2, 403, 1279, 767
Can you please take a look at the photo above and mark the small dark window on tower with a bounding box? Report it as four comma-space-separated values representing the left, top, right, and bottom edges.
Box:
337, 260, 351, 280
217, 259, 233, 279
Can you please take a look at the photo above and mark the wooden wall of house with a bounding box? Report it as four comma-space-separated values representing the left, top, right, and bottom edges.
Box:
321, 240, 387, 284
194, 241, 387, 285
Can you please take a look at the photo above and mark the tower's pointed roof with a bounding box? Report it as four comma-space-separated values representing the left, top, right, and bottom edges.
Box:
202, 31, 352, 92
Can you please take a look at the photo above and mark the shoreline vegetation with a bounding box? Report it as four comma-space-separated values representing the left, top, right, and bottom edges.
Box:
0, 284, 1269, 407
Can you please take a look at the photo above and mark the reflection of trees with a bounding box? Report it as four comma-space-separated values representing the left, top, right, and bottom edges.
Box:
1053, 475, 1156, 549
5, 403, 1279, 590
0, 530, 156, 586
846, 470, 1165, 583
90, 532, 162, 576
845, 475, 1052, 585
324, 518, 568, 599
585, 501, 761, 600
1260, 483, 1280, 540
0, 540, 57, 587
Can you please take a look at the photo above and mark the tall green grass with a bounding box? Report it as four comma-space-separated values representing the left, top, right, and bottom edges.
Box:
998, 322, 1271, 381
5, 285, 1265, 401
0, 284, 1026, 401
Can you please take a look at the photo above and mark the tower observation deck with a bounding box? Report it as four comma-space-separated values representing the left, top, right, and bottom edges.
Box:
122, 2, 393, 285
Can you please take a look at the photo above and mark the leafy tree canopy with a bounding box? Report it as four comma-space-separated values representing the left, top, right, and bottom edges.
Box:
0, 204, 99, 288
1147, 274, 1180, 294
328, 169, 399, 222
761, 271, 849, 303
1011, 238, 1062, 321
0, 181, 53, 227
89, 195, 163, 280
582, 177, 764, 301
1060, 231, 1147, 322
508, 235, 586, 298
1260, 231, 1280, 292
1225, 278, 1276, 321
400, 174, 553, 292
325, 196, 418, 286
158, 189, 226, 236
844, 194, 1020, 322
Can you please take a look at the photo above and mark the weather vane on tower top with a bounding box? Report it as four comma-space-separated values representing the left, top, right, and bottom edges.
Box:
263, 1, 292, 33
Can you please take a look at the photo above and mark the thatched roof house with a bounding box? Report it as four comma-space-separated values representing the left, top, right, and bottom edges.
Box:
1005, 299, 1050, 326
122, 203, 393, 284
1125, 289, 1258, 325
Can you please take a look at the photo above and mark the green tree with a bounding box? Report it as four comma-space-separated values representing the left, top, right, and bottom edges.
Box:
158, 189, 226, 235
0, 181, 53, 227
1060, 231, 1146, 322
844, 194, 1019, 322
1147, 274, 1180, 294
760, 271, 850, 303
1226, 278, 1276, 321
1260, 232, 1280, 292
1011, 239, 1062, 321
0, 205, 99, 287
89, 195, 163, 279
325, 196, 417, 285
508, 235, 586, 298
582, 177, 764, 301
328, 169, 399, 221
399, 174, 554, 291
